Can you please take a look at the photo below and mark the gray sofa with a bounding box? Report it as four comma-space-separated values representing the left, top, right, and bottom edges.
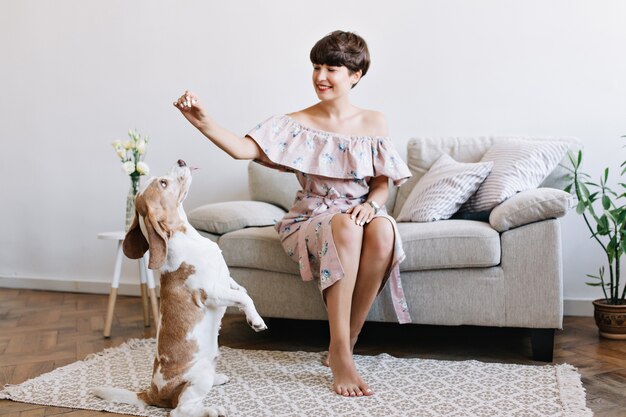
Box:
189, 136, 579, 361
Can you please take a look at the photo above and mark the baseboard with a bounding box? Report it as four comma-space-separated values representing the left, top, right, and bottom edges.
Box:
563, 298, 594, 317
0, 275, 159, 297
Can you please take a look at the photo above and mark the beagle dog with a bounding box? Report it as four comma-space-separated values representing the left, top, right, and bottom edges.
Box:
93, 160, 267, 417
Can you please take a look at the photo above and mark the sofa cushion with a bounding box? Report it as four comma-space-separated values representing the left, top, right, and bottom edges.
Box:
218, 226, 300, 275
248, 162, 300, 211
489, 188, 571, 232
397, 154, 493, 222
219, 221, 500, 275
461, 139, 569, 213
188, 201, 286, 235
397, 220, 501, 271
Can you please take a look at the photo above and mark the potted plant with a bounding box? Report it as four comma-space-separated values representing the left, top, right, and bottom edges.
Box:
565, 142, 626, 339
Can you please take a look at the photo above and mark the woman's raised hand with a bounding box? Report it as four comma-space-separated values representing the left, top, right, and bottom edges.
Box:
173, 90, 209, 130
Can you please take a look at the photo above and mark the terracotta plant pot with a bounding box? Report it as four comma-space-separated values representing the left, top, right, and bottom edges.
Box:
593, 299, 626, 340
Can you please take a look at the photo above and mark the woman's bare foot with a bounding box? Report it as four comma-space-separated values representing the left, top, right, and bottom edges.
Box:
328, 347, 373, 397
322, 336, 358, 367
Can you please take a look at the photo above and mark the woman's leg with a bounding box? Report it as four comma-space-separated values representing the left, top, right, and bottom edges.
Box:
349, 217, 395, 344
323, 217, 395, 362
325, 213, 371, 396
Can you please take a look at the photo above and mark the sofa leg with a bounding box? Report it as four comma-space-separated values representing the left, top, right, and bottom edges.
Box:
530, 328, 555, 362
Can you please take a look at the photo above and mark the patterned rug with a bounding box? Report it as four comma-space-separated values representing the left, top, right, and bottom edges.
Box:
0, 338, 591, 417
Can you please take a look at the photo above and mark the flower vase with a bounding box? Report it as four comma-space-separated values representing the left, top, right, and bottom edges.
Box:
125, 177, 140, 232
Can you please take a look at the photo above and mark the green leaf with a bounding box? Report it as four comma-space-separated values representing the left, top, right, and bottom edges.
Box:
577, 150, 583, 166
580, 182, 591, 198
604, 167, 610, 183
586, 282, 605, 286
563, 184, 572, 194
576, 200, 586, 214
607, 235, 617, 259
603, 195, 611, 210
597, 215, 610, 235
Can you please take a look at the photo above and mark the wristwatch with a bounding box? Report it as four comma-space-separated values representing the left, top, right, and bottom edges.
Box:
367, 200, 380, 214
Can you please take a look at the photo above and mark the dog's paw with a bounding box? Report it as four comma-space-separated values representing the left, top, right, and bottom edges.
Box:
213, 373, 229, 386
247, 316, 267, 332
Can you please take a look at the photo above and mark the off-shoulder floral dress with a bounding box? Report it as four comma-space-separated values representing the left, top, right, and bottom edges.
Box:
246, 115, 413, 323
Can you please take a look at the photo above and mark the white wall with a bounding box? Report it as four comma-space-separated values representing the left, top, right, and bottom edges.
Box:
2, 0, 625, 313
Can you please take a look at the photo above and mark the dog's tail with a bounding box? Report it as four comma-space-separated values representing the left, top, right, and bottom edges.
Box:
91, 387, 146, 409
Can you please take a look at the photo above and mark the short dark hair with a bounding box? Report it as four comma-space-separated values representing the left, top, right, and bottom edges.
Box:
310, 30, 370, 88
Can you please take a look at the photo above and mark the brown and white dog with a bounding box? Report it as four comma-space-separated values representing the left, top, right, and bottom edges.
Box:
93, 160, 267, 417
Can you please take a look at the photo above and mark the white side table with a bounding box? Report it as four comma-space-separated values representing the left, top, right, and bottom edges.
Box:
98, 231, 159, 338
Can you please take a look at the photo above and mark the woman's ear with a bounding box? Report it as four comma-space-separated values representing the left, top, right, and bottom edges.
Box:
351, 69, 363, 88
123, 212, 149, 259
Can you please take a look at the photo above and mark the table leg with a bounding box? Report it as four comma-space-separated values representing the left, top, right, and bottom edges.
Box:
144, 252, 160, 334
104, 241, 124, 338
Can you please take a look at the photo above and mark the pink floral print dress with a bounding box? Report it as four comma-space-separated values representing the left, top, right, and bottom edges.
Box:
246, 115, 413, 323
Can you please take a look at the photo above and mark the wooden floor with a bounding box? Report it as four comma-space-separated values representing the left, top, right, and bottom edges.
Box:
0, 288, 625, 416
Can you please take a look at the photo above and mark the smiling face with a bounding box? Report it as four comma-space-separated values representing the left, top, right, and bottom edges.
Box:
312, 64, 361, 101
309, 31, 371, 98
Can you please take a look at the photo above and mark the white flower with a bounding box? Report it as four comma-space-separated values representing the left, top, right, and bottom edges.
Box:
136, 139, 147, 155
116, 148, 127, 158
136, 161, 149, 175
112, 140, 123, 148
122, 161, 135, 174
123, 140, 134, 150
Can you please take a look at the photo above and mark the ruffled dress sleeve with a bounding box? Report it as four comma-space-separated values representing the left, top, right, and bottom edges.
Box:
246, 115, 411, 186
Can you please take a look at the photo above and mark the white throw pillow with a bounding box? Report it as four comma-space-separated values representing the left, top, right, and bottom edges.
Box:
396, 154, 493, 222
489, 188, 572, 232
461, 139, 569, 213
188, 201, 286, 235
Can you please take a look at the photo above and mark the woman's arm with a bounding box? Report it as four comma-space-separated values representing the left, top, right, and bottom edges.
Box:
173, 90, 266, 161
366, 175, 390, 209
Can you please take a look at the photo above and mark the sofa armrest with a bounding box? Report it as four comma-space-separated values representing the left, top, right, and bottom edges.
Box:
187, 201, 286, 235
489, 188, 571, 232
501, 219, 563, 328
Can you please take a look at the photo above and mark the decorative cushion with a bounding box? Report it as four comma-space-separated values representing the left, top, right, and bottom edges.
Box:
489, 188, 572, 232
461, 139, 569, 213
188, 201, 286, 235
396, 154, 493, 222
394, 136, 581, 218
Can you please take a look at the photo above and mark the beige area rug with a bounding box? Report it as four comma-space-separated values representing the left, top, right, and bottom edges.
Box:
1, 338, 591, 417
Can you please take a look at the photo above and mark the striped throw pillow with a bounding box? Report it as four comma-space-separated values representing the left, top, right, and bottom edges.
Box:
397, 154, 493, 222
461, 139, 569, 213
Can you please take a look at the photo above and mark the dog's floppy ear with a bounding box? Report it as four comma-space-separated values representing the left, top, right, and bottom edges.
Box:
123, 211, 149, 259
143, 210, 168, 270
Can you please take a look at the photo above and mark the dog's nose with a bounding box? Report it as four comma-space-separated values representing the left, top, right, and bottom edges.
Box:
177, 159, 187, 167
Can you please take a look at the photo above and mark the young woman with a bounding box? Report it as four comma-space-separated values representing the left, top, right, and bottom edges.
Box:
174, 30, 412, 397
